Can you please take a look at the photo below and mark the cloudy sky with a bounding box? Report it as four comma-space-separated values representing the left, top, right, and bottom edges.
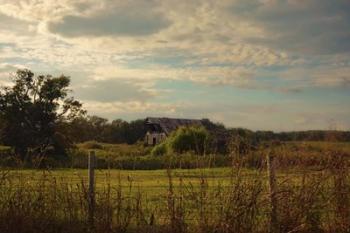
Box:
0, 0, 349, 131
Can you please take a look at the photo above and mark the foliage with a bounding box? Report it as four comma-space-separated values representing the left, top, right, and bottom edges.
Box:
254, 130, 350, 142
79, 141, 104, 150
70, 141, 230, 169
0, 69, 85, 161
167, 126, 210, 155
0, 159, 349, 233
151, 142, 168, 156
1, 141, 350, 170
63, 117, 147, 144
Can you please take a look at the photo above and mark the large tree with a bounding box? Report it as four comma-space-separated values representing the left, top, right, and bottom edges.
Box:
0, 69, 85, 161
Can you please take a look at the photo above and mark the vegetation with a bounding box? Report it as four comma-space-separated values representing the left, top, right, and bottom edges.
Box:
65, 116, 147, 144
1, 140, 350, 170
0, 69, 350, 232
151, 126, 210, 156
1, 70, 349, 167
0, 148, 349, 233
151, 142, 168, 156
0, 69, 85, 163
168, 126, 210, 155
68, 141, 350, 170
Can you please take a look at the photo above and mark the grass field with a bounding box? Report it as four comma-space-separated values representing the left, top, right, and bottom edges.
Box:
77, 141, 350, 158
2, 164, 348, 233
2, 166, 335, 214
0, 142, 349, 233
6, 168, 262, 198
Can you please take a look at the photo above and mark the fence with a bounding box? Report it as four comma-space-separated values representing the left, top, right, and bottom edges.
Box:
83, 149, 349, 233
1, 148, 349, 233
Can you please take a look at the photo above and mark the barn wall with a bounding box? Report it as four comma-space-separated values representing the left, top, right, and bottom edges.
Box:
145, 132, 167, 145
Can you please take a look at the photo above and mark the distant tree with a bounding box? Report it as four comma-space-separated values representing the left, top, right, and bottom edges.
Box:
0, 118, 4, 144
60, 116, 94, 143
201, 118, 229, 154
109, 119, 129, 143
87, 115, 109, 141
201, 118, 226, 131
125, 119, 147, 144
62, 117, 147, 145
0, 69, 85, 161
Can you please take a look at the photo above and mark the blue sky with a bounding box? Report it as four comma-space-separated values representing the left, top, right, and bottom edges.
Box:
0, 0, 349, 131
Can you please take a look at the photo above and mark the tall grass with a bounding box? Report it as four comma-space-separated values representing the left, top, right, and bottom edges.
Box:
1, 141, 350, 170
0, 145, 349, 233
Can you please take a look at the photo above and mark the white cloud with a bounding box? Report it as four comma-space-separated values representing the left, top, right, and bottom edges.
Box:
0, 0, 75, 22
0, 63, 27, 85
0, 0, 350, 130
311, 67, 350, 88
47, 0, 170, 37
0, 0, 299, 67
75, 79, 157, 102
225, 0, 350, 55
82, 100, 181, 119
82, 99, 350, 131
276, 65, 350, 89
91, 64, 257, 89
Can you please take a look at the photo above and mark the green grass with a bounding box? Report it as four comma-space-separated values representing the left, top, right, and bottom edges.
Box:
2, 163, 349, 232
77, 141, 150, 157
1, 141, 349, 232
6, 167, 302, 200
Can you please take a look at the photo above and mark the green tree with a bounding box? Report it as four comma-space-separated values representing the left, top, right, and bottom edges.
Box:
151, 142, 168, 156
168, 126, 210, 155
125, 119, 147, 144
0, 69, 85, 161
108, 119, 129, 143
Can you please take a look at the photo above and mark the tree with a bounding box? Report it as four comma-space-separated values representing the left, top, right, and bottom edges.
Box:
0, 69, 85, 161
126, 119, 147, 144
87, 115, 109, 141
167, 126, 210, 155
0, 118, 4, 145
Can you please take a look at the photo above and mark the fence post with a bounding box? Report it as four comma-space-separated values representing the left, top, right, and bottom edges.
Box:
88, 150, 95, 231
267, 149, 278, 233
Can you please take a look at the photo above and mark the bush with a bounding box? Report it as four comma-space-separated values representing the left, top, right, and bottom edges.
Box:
167, 126, 210, 155
151, 142, 168, 156
79, 141, 104, 150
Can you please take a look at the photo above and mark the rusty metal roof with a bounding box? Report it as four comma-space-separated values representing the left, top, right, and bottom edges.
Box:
145, 117, 203, 135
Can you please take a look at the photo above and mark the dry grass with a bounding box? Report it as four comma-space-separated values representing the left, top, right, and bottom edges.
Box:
0, 144, 349, 233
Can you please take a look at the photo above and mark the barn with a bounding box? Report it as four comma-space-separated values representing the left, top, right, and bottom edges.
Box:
144, 117, 203, 145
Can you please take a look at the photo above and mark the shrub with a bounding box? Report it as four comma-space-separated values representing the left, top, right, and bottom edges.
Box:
167, 126, 210, 155
151, 142, 168, 156
79, 141, 104, 150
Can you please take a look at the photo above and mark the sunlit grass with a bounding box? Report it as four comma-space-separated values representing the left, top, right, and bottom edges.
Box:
5, 167, 306, 199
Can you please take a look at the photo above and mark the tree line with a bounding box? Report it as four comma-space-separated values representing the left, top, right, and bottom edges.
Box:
1, 70, 349, 163
61, 116, 147, 144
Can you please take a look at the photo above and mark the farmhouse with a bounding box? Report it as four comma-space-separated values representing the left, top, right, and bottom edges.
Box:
144, 117, 203, 145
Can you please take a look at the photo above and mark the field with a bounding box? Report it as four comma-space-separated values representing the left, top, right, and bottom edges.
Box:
5, 168, 265, 198
0, 141, 349, 233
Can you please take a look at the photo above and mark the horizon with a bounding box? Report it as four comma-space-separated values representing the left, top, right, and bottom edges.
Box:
83, 115, 350, 133
0, 0, 349, 131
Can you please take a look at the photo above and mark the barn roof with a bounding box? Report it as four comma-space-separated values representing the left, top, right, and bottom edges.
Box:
145, 117, 203, 135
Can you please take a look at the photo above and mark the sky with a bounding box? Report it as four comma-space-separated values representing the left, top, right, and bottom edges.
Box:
0, 0, 349, 131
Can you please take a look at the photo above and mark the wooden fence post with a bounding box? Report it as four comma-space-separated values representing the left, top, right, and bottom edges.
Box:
267, 150, 278, 233
88, 150, 95, 230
